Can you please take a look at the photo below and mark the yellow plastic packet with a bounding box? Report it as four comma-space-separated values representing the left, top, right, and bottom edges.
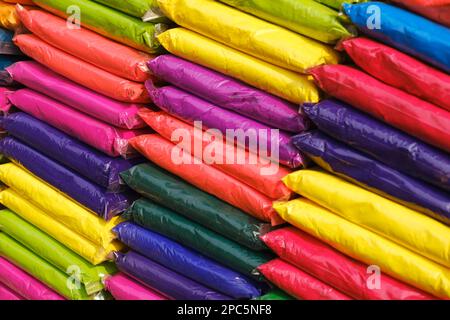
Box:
274, 198, 450, 299
0, 188, 122, 265
0, 163, 119, 248
156, 0, 340, 73
157, 28, 319, 104
283, 169, 450, 268
0, 1, 20, 30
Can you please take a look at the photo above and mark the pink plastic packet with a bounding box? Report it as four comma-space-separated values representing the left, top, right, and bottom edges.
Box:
105, 273, 166, 300
0, 257, 64, 300
7, 89, 148, 157
7, 61, 146, 129
0, 282, 23, 300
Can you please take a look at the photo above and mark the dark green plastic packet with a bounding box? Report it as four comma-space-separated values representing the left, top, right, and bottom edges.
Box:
0, 233, 90, 300
0, 209, 116, 295
126, 198, 274, 276
120, 163, 270, 251
219, 0, 351, 44
255, 288, 294, 300
33, 0, 164, 53
314, 0, 368, 10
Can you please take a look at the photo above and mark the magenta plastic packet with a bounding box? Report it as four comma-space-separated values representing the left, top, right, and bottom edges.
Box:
7, 89, 149, 158
148, 55, 307, 133
7, 61, 146, 130
147, 84, 304, 168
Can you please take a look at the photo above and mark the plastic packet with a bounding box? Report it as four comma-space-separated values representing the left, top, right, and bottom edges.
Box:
105, 273, 166, 300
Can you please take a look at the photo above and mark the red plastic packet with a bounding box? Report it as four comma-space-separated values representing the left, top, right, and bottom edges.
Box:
138, 109, 293, 200
258, 259, 352, 300
343, 38, 450, 112
310, 65, 450, 153
14, 34, 150, 103
392, 1, 450, 27
130, 133, 283, 225
262, 227, 435, 300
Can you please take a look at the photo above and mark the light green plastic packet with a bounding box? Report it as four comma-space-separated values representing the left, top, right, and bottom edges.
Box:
93, 0, 168, 22
0, 232, 90, 300
220, 0, 351, 43
314, 0, 368, 10
0, 209, 116, 295
33, 0, 164, 53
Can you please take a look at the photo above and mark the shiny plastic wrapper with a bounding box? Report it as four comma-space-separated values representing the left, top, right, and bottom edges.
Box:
302, 100, 450, 192
314, 0, 368, 9
14, 34, 150, 103
120, 163, 269, 250
105, 273, 166, 300
115, 222, 263, 299
115, 251, 231, 300
17, 7, 153, 82
0, 163, 120, 248
126, 198, 274, 276
0, 233, 90, 300
33, 0, 163, 53
148, 55, 307, 133
139, 110, 293, 200
1, 112, 143, 192
130, 134, 282, 224
262, 227, 434, 300
0, 27, 21, 55
0, 55, 22, 71
93, 0, 156, 18
255, 289, 293, 300
274, 198, 450, 299
343, 2, 450, 73
293, 131, 450, 225
342, 38, 450, 112
8, 89, 146, 157
310, 65, 450, 153
148, 84, 303, 168
0, 256, 64, 300
157, 0, 340, 73
0, 282, 23, 300
0, 1, 20, 30
0, 209, 116, 295
219, 0, 351, 43
0, 137, 137, 220
283, 169, 450, 268
7, 61, 146, 129
157, 28, 319, 104
259, 259, 351, 300
392, 1, 450, 27
0, 188, 122, 265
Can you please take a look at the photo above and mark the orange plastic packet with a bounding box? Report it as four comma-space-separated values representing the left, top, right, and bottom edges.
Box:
130, 133, 283, 225
14, 34, 150, 103
138, 109, 292, 201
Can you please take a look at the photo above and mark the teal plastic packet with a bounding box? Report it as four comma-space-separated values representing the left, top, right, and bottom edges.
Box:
314, 0, 368, 9
219, 0, 351, 44
93, 0, 169, 22
125, 198, 274, 277
0, 232, 90, 300
33, 0, 165, 53
120, 163, 270, 251
0, 209, 117, 295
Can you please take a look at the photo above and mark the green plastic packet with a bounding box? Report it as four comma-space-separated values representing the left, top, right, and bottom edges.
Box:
314, 0, 368, 10
126, 198, 274, 276
93, 0, 168, 22
219, 0, 351, 44
33, 0, 165, 53
255, 288, 295, 300
0, 232, 90, 300
0, 209, 116, 295
120, 163, 270, 251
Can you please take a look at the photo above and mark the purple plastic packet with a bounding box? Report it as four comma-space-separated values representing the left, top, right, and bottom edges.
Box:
115, 251, 232, 300
114, 222, 263, 299
7, 61, 146, 129
302, 99, 450, 192
1, 112, 143, 192
293, 130, 450, 225
148, 55, 307, 133
0, 136, 138, 219
148, 84, 304, 168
